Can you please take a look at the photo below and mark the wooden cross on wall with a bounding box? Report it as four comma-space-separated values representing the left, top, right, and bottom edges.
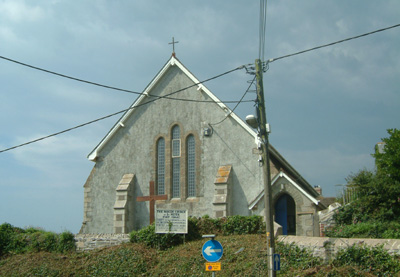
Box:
136, 181, 168, 224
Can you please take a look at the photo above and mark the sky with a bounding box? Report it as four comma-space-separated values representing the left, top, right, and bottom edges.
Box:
0, 1, 399, 233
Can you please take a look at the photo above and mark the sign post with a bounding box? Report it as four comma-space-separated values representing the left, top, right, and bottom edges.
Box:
202, 235, 223, 276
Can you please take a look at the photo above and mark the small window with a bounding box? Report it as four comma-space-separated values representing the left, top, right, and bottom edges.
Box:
172, 125, 181, 157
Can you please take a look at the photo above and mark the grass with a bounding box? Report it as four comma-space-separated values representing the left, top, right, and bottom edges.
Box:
1, 234, 399, 276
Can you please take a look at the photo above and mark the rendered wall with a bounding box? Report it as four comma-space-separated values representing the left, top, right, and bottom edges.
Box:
80, 65, 264, 234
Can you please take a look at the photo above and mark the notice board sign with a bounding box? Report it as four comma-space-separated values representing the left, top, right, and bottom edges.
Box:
155, 209, 188, 234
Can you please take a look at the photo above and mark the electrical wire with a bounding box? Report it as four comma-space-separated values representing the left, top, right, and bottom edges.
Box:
1, 23, 399, 154
0, 55, 142, 95
0, 65, 246, 154
0, 54, 252, 104
209, 75, 256, 126
258, 0, 267, 61
266, 23, 400, 64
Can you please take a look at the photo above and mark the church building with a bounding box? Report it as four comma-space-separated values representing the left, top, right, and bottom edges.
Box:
80, 55, 326, 237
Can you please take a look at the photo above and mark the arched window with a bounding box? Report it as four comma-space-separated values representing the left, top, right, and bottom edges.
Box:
171, 125, 181, 198
156, 137, 165, 195
187, 135, 196, 197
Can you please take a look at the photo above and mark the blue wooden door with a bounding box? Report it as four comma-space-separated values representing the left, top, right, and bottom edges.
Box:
275, 195, 288, 235
275, 194, 296, 235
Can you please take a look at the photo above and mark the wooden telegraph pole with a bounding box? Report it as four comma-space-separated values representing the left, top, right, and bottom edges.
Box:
255, 59, 275, 277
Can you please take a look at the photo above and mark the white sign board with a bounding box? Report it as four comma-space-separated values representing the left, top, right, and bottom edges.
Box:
155, 209, 188, 234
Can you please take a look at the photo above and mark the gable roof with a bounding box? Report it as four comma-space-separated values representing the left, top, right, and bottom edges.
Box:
248, 171, 324, 210
87, 55, 256, 161
86, 56, 318, 198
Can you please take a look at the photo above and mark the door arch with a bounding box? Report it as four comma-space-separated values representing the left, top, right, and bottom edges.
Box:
274, 194, 296, 235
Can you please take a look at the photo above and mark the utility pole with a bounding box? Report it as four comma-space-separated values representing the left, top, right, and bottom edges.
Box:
255, 58, 275, 277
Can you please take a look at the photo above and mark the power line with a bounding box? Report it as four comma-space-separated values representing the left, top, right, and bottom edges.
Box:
258, 0, 267, 61
2, 23, 399, 154
266, 23, 400, 64
146, 64, 251, 103
209, 75, 256, 126
0, 109, 127, 154
0, 65, 246, 154
2, 23, 397, 102
0, 55, 142, 95
0, 54, 251, 104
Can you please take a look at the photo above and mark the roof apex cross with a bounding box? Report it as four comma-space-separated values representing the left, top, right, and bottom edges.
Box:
169, 37, 179, 57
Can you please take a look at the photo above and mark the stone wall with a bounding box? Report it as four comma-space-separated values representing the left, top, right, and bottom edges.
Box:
277, 235, 400, 263
75, 233, 400, 262
75, 234, 130, 252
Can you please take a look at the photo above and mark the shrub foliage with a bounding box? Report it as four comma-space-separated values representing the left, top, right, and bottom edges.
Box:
130, 215, 265, 249
326, 221, 400, 239
329, 129, 400, 239
276, 242, 322, 272
0, 223, 75, 256
333, 244, 400, 275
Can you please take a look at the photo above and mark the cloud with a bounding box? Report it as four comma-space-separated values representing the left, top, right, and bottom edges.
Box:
282, 147, 375, 196
0, 26, 22, 44
11, 133, 93, 183
0, 1, 45, 22
335, 19, 349, 35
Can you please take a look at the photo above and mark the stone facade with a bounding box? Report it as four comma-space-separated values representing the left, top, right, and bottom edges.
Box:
113, 174, 135, 234
79, 56, 324, 236
213, 165, 232, 218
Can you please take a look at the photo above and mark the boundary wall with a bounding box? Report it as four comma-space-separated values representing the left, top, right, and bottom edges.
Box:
75, 234, 130, 251
277, 235, 400, 263
75, 233, 400, 263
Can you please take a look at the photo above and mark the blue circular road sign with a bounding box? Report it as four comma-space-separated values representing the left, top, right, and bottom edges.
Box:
202, 240, 223, 262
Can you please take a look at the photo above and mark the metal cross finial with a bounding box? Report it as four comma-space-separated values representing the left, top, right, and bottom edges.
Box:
169, 37, 179, 56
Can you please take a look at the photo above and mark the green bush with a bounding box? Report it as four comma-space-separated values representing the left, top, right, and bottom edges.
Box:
0, 223, 75, 256
130, 224, 183, 250
194, 215, 224, 235
333, 244, 400, 275
0, 223, 15, 255
333, 203, 366, 225
382, 228, 400, 239
326, 221, 400, 239
276, 242, 322, 273
58, 231, 76, 253
1, 227, 27, 255
130, 215, 266, 250
222, 215, 265, 235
